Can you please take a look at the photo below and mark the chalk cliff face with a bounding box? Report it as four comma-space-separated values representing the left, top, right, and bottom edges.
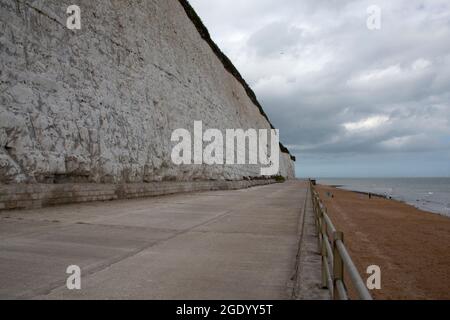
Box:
0, 0, 295, 185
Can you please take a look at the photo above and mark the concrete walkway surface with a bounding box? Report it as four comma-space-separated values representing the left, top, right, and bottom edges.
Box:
0, 180, 328, 299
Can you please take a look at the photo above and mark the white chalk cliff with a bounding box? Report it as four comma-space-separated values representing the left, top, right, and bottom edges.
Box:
0, 0, 295, 187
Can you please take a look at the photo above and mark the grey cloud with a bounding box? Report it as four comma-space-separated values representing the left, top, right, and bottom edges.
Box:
247, 22, 304, 57
189, 0, 450, 176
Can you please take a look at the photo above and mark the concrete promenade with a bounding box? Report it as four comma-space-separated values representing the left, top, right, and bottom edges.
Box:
0, 180, 327, 299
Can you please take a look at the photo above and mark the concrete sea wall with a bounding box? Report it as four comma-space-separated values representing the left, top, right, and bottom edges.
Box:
0, 0, 295, 209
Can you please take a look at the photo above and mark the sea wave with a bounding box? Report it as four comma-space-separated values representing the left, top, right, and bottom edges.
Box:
317, 178, 450, 218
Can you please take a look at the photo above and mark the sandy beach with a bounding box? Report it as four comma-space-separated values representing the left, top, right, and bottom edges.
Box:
316, 184, 450, 300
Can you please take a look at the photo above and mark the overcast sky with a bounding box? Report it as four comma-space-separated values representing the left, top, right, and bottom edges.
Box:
189, 0, 450, 178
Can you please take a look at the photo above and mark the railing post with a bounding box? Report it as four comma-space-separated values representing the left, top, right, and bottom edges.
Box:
333, 231, 344, 300
321, 245, 328, 289
319, 210, 327, 289
320, 209, 327, 238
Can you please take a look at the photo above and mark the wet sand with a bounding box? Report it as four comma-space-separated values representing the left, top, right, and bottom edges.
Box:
316, 185, 450, 300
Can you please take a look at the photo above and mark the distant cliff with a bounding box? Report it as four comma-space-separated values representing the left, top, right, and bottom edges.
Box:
0, 0, 294, 192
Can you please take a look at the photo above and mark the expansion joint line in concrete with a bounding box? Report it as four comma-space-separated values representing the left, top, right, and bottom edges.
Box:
18, 209, 236, 299
290, 186, 309, 299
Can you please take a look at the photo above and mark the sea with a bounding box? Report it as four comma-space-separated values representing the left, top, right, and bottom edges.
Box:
317, 178, 450, 218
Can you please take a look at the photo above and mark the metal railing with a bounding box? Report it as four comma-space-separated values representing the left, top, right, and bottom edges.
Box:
309, 180, 372, 300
